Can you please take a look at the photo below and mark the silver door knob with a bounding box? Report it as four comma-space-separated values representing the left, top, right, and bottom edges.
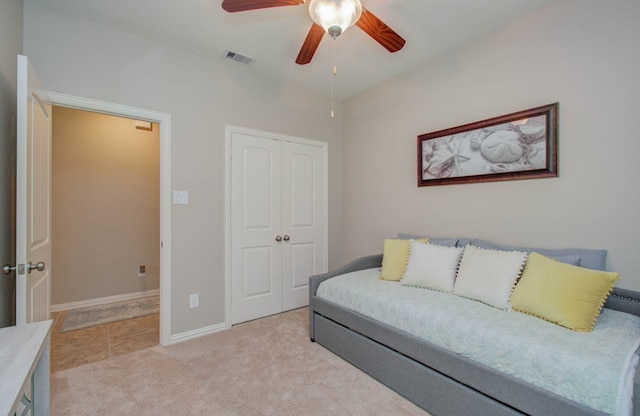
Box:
283, 235, 290, 241
2, 264, 16, 275
28, 261, 45, 273
275, 236, 282, 242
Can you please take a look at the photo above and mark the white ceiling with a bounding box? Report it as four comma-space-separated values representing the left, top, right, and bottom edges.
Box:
29, 0, 554, 100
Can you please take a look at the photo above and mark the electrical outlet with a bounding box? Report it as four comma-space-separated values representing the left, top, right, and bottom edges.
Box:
138, 265, 146, 277
189, 293, 199, 308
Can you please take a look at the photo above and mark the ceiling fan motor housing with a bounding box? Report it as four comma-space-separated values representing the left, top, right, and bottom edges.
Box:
327, 25, 342, 39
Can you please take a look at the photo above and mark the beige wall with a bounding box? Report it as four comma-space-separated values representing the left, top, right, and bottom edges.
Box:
0, 0, 23, 327
23, 1, 343, 335
24, 0, 640, 339
342, 0, 640, 290
51, 107, 160, 305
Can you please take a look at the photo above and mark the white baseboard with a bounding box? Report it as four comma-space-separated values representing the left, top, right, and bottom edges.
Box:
51, 289, 160, 312
169, 322, 228, 345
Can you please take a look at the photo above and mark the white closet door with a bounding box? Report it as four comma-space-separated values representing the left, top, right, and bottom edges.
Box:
230, 127, 327, 325
281, 141, 324, 311
231, 133, 283, 325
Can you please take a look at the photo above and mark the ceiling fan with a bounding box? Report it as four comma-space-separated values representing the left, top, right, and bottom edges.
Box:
221, 0, 406, 65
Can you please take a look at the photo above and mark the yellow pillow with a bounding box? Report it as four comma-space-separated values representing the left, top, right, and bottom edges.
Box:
380, 238, 428, 281
510, 252, 619, 332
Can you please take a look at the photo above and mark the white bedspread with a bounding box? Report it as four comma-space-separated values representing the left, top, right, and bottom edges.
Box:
317, 268, 640, 415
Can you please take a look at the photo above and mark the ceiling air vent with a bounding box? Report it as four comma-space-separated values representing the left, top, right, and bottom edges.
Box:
223, 50, 256, 66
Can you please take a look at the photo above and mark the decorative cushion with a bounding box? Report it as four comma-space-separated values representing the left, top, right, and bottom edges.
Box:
551, 254, 581, 266
453, 245, 528, 310
380, 238, 428, 281
397, 233, 459, 247
470, 238, 606, 271
455, 238, 472, 247
401, 242, 463, 292
510, 252, 619, 332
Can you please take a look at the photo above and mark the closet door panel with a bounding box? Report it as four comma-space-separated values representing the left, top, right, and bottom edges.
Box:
231, 133, 282, 324
281, 142, 324, 311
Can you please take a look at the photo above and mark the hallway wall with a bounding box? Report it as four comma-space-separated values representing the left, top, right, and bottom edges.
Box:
52, 107, 160, 306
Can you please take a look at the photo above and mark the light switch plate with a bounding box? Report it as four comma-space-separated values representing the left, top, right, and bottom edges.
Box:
173, 190, 188, 205
189, 293, 199, 308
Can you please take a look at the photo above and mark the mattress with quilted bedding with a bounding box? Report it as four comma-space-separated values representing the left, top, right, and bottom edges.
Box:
317, 267, 640, 416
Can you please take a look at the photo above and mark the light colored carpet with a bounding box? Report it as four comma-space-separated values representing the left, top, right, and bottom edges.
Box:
59, 295, 159, 333
51, 307, 431, 415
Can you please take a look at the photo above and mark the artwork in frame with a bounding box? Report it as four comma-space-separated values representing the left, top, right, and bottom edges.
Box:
417, 103, 558, 187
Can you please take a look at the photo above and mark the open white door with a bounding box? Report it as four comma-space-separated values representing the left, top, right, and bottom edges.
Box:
15, 55, 51, 325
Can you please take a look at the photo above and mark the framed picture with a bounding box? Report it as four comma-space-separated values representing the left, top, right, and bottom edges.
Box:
417, 103, 558, 187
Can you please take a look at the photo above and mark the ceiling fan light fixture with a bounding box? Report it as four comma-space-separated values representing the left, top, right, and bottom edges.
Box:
308, 0, 362, 39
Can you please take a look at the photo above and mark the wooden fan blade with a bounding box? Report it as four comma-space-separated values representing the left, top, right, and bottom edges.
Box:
355, 9, 406, 53
296, 23, 325, 65
222, 0, 304, 13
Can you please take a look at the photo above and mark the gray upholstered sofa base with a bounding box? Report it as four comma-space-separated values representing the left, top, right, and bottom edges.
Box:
309, 254, 640, 416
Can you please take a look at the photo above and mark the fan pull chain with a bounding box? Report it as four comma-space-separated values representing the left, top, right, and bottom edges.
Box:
331, 40, 336, 119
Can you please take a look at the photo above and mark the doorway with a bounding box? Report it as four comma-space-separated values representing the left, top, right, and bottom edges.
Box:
47, 91, 172, 346
49, 108, 161, 371
51, 107, 160, 307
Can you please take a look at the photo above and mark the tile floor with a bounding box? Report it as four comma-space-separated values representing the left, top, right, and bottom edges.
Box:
50, 310, 159, 373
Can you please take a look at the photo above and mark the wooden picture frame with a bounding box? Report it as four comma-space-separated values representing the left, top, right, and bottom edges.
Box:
417, 103, 558, 187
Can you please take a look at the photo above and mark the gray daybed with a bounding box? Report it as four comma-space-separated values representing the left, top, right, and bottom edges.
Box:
309, 238, 640, 416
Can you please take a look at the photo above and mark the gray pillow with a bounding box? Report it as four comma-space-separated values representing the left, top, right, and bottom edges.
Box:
397, 233, 459, 247
548, 254, 582, 266
456, 238, 472, 248
470, 239, 606, 271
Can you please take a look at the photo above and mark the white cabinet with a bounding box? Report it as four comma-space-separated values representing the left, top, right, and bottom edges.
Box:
0, 320, 52, 416
229, 128, 327, 324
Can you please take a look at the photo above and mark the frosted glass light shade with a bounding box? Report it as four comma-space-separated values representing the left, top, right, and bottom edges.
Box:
308, 0, 363, 39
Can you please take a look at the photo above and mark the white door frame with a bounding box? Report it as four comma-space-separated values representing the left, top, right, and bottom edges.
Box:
224, 125, 328, 328
46, 91, 172, 346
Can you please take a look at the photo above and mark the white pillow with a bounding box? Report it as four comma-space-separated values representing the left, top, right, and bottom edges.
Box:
401, 241, 463, 293
453, 245, 527, 310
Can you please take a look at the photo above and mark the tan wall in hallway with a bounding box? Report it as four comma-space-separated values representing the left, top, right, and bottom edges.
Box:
52, 107, 160, 305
